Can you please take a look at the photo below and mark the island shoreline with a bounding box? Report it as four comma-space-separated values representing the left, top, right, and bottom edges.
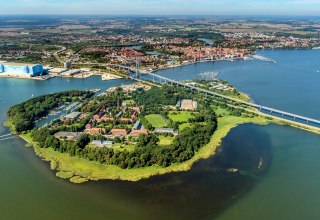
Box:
13, 115, 271, 183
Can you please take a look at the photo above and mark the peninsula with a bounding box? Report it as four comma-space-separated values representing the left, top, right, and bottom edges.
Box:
5, 78, 320, 183
4, 79, 272, 183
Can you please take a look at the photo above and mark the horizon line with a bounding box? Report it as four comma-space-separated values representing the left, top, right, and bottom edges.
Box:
1, 14, 320, 17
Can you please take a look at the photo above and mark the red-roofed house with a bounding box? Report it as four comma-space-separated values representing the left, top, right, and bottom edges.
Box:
99, 116, 114, 122
93, 109, 106, 120
85, 121, 92, 129
130, 111, 138, 120
120, 118, 131, 122
129, 107, 141, 113
85, 127, 106, 135
110, 129, 127, 136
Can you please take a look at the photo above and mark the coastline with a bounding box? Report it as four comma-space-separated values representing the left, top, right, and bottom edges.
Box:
0, 67, 123, 81
3, 49, 320, 183
0, 74, 48, 81
4, 79, 320, 183
5, 85, 320, 183
0, 56, 246, 81
17, 115, 271, 183
2, 48, 316, 82
142, 56, 247, 74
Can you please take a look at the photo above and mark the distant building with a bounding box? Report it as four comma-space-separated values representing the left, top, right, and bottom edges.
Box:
129, 107, 141, 113
0, 63, 43, 77
110, 129, 127, 136
154, 128, 179, 135
93, 109, 106, 120
130, 111, 138, 120
61, 69, 80, 76
100, 116, 114, 122
120, 118, 131, 122
54, 132, 84, 141
85, 121, 93, 129
180, 99, 197, 111
64, 62, 72, 69
64, 112, 81, 120
132, 120, 141, 130
91, 140, 113, 148
86, 127, 106, 135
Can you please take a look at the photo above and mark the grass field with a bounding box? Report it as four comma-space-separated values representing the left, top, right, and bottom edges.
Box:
158, 135, 175, 146
145, 114, 168, 127
213, 107, 230, 117
113, 143, 136, 152
168, 111, 197, 122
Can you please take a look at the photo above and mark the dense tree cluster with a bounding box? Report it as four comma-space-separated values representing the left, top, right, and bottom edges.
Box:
132, 85, 192, 107
15, 85, 219, 169
7, 91, 93, 132
30, 105, 217, 169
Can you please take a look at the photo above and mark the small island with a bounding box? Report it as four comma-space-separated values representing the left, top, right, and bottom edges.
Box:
5, 81, 273, 183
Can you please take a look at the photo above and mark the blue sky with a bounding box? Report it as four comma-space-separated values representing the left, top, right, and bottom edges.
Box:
1, 0, 320, 15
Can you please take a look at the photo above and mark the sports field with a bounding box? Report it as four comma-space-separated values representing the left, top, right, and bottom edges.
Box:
145, 114, 168, 127
168, 111, 196, 122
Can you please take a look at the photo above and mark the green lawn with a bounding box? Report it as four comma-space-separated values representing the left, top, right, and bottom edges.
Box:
158, 135, 174, 146
168, 111, 197, 122
145, 114, 168, 128
179, 123, 191, 131
113, 143, 136, 152
213, 106, 230, 117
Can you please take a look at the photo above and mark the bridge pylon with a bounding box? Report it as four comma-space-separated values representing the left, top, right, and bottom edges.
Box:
135, 57, 141, 79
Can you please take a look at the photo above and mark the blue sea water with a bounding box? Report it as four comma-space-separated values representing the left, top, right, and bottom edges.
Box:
0, 49, 320, 219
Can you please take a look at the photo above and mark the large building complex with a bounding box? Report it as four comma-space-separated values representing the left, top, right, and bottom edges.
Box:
0, 64, 44, 77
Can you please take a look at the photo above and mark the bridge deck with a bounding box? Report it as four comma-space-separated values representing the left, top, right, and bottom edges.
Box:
112, 64, 320, 126
144, 72, 320, 125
